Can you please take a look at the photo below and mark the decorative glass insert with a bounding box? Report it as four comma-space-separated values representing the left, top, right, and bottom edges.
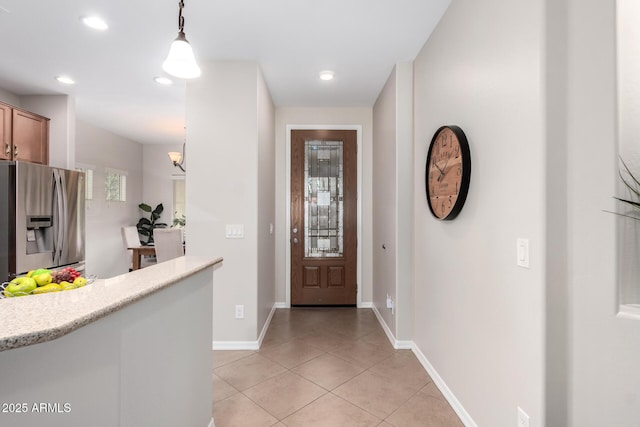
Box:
105, 168, 127, 202
304, 140, 343, 257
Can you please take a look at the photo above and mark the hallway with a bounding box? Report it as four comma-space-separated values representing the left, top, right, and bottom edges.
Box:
212, 308, 463, 426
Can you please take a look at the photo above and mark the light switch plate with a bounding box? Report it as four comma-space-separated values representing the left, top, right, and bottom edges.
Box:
517, 238, 530, 268
226, 224, 244, 239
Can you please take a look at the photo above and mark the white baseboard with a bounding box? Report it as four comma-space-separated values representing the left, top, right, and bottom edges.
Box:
395, 339, 413, 350
212, 341, 259, 350
274, 302, 288, 308
370, 305, 474, 425
371, 304, 412, 349
371, 304, 396, 347
411, 344, 477, 427
212, 303, 278, 350
257, 304, 277, 348
208, 417, 215, 427
358, 301, 373, 308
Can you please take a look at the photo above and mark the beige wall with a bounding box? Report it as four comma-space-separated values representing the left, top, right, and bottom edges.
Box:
21, 95, 76, 169
76, 120, 143, 279
275, 107, 373, 305
257, 70, 276, 334
0, 87, 20, 106
0, 91, 76, 169
142, 143, 184, 224
412, 0, 546, 425
566, 0, 640, 425
372, 63, 414, 343
187, 61, 274, 345
373, 67, 398, 334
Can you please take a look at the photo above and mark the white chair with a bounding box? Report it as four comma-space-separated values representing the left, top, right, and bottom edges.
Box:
153, 228, 184, 263
121, 226, 155, 270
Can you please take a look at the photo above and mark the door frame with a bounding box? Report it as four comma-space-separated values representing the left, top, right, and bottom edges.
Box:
285, 124, 362, 307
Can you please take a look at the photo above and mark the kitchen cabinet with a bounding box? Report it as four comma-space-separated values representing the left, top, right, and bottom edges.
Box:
0, 103, 10, 161
0, 101, 49, 165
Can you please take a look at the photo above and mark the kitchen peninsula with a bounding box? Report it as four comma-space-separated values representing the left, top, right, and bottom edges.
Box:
0, 256, 221, 427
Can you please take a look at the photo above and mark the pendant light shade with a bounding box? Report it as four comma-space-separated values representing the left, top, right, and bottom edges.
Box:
162, 1, 200, 79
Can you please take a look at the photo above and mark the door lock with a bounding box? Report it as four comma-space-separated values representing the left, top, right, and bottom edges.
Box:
293, 237, 299, 244
292, 227, 298, 234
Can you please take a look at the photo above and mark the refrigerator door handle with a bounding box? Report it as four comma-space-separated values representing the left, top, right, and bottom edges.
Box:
59, 170, 68, 262
52, 169, 65, 265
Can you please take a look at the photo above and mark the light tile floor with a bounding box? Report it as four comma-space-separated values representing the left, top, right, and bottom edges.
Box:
212, 308, 463, 427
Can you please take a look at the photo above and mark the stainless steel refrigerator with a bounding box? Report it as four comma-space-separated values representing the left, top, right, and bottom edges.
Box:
0, 161, 85, 282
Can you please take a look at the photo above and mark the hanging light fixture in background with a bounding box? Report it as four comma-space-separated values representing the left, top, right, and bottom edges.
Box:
162, 0, 201, 79
168, 142, 187, 172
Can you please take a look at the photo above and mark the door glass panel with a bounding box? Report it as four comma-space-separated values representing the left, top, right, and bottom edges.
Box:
304, 140, 343, 257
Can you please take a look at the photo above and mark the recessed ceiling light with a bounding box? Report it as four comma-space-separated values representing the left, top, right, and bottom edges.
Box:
81, 15, 108, 31
55, 76, 75, 85
154, 76, 173, 85
319, 70, 335, 81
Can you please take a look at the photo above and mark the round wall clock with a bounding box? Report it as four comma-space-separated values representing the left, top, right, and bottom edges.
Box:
425, 125, 471, 220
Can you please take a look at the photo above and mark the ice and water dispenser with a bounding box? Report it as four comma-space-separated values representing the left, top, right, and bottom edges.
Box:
25, 215, 53, 255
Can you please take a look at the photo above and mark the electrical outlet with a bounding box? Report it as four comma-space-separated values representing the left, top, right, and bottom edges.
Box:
517, 407, 530, 427
235, 305, 244, 319
386, 295, 395, 314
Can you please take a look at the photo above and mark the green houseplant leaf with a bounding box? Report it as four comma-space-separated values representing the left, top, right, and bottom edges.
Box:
613, 156, 640, 221
137, 203, 165, 244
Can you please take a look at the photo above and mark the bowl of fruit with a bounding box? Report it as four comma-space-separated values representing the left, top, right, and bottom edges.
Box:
1, 267, 95, 299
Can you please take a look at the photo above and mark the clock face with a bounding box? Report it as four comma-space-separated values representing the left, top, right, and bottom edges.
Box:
425, 125, 471, 220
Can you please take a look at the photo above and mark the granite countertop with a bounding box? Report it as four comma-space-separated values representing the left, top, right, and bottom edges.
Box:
0, 256, 222, 352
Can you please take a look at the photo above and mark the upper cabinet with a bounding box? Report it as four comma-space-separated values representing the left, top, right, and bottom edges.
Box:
0, 103, 10, 161
0, 101, 49, 165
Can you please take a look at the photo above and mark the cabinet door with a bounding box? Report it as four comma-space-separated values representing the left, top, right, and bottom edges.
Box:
0, 103, 11, 161
12, 109, 49, 165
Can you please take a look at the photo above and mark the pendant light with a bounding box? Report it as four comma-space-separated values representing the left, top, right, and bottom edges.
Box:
162, 0, 201, 79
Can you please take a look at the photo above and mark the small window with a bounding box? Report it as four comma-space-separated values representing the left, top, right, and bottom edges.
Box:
173, 176, 185, 220
75, 163, 94, 200
105, 168, 127, 202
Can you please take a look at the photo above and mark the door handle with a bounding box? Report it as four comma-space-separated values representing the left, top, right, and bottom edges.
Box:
13, 145, 18, 158
4, 144, 10, 157
292, 227, 298, 234
293, 237, 299, 244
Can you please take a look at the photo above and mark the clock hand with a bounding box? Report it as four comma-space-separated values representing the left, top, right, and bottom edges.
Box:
432, 159, 445, 175
437, 157, 450, 181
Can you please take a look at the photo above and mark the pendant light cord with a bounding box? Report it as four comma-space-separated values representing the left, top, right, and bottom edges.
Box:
178, 0, 185, 34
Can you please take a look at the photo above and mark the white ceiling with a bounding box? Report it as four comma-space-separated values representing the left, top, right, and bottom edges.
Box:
0, 0, 450, 145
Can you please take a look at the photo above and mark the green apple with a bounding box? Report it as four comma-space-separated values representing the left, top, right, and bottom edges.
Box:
4, 277, 37, 297
29, 268, 50, 278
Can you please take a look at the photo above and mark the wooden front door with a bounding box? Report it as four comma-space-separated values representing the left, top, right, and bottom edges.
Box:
291, 129, 357, 305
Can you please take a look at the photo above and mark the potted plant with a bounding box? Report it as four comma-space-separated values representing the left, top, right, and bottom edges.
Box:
171, 213, 186, 243
137, 203, 167, 245
614, 157, 640, 221
172, 213, 186, 228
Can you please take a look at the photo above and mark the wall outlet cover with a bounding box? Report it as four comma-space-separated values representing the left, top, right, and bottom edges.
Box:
235, 305, 244, 319
517, 406, 530, 427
